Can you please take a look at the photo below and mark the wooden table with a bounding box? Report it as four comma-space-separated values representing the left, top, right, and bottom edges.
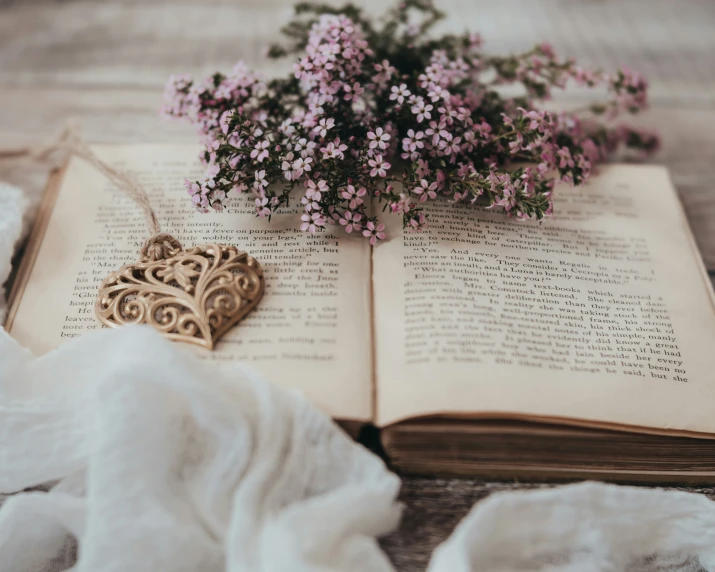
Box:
2, 1, 715, 569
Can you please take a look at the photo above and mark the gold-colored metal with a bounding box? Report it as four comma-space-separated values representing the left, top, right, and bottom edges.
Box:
95, 244, 264, 350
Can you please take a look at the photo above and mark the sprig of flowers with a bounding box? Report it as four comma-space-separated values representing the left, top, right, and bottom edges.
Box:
162, 0, 658, 242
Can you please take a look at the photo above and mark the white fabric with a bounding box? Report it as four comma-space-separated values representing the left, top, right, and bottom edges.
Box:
0, 326, 402, 572
1, 183, 715, 572
428, 482, 715, 571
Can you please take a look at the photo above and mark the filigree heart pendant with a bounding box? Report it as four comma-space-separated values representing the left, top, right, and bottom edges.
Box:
95, 244, 265, 349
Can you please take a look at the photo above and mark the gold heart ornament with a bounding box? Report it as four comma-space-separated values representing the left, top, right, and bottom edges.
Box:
95, 243, 265, 349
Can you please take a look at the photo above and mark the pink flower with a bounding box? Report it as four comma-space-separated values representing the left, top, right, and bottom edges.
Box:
557, 146, 575, 169
306, 179, 329, 201
389, 83, 411, 105
427, 84, 448, 102
209, 189, 226, 202
314, 117, 335, 138
295, 139, 317, 158
500, 186, 517, 211
253, 169, 268, 190
462, 131, 477, 153
468, 33, 483, 48
300, 212, 326, 233
390, 193, 413, 214
321, 138, 348, 160
411, 98, 433, 123
206, 163, 220, 179
442, 136, 462, 157
368, 154, 391, 177
341, 184, 367, 209
184, 179, 200, 196
456, 162, 472, 178
255, 196, 271, 217
161, 74, 193, 119
367, 127, 390, 150
250, 139, 270, 162
219, 111, 232, 135
281, 152, 296, 180
425, 121, 450, 147
343, 82, 365, 102
610, 67, 649, 112
293, 156, 312, 176
412, 179, 438, 202
571, 66, 597, 87
508, 132, 524, 154
406, 212, 428, 232
402, 129, 425, 153
279, 119, 296, 136
538, 42, 556, 59
517, 107, 553, 138
294, 56, 314, 79
338, 210, 363, 233
197, 194, 210, 212
362, 221, 386, 245
301, 194, 318, 212
415, 159, 431, 178
372, 59, 396, 86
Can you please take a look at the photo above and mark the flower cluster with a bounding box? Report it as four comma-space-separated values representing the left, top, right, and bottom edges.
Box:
162, 0, 658, 241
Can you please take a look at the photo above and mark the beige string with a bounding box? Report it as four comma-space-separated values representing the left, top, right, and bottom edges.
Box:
2, 125, 182, 261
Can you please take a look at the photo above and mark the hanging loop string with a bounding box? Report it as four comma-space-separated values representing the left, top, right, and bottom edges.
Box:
11, 125, 182, 261
140, 233, 183, 262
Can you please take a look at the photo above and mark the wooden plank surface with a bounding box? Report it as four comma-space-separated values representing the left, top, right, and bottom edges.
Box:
2, 1, 715, 569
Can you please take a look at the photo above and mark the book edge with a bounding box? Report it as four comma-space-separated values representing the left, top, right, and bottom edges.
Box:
386, 459, 715, 484
4, 162, 68, 332
380, 410, 715, 439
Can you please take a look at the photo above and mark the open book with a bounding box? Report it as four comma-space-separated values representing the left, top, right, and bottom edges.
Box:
8, 144, 715, 482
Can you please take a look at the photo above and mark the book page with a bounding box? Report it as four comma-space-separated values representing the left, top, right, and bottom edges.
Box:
373, 165, 715, 432
7, 144, 372, 421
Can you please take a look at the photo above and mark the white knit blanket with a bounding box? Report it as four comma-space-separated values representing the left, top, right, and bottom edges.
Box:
2, 184, 715, 571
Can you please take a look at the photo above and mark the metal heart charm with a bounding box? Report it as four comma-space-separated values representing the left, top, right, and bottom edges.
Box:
95, 244, 264, 349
